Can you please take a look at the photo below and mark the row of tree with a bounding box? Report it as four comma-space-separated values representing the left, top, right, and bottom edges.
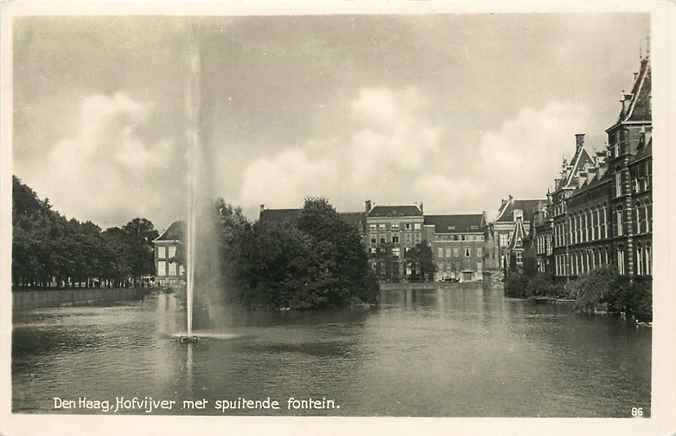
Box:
12, 176, 158, 289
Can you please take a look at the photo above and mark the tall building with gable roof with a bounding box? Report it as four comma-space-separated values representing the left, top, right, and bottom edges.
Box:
492, 196, 547, 271
542, 51, 652, 280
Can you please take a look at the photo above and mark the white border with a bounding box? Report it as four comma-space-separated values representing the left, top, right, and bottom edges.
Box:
1, 1, 675, 436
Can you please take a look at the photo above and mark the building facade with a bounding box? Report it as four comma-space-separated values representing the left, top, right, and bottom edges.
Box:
544, 54, 652, 280
423, 214, 488, 281
153, 221, 185, 287
365, 202, 425, 281
493, 196, 547, 272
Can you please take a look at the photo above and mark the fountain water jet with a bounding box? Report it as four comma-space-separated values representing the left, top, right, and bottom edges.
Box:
180, 22, 202, 344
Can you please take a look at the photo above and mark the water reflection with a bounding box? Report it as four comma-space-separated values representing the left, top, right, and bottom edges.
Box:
12, 284, 651, 416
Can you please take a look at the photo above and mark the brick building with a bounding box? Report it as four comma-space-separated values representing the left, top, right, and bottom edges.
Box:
492, 196, 547, 272
532, 203, 554, 274
424, 214, 488, 281
365, 202, 425, 280
542, 54, 652, 280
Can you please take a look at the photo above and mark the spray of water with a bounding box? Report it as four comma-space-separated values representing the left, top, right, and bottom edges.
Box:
185, 22, 201, 337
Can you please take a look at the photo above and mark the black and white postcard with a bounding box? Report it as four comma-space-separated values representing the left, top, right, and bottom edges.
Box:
1, 1, 675, 435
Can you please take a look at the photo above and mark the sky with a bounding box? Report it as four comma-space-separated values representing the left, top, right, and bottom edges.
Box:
13, 14, 650, 231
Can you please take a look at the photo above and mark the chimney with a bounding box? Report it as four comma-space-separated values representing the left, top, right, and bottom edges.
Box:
365, 200, 372, 213
259, 204, 265, 213
419, 201, 424, 214
575, 133, 585, 151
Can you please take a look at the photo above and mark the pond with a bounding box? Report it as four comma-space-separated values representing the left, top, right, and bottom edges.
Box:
12, 284, 651, 417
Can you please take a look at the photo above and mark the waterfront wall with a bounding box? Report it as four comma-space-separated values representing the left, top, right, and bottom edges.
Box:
13, 288, 145, 310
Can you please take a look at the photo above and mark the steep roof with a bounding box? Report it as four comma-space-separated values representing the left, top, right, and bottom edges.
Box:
155, 221, 185, 242
608, 56, 651, 129
495, 199, 546, 223
562, 147, 593, 189
259, 208, 302, 225
424, 214, 484, 233
624, 58, 652, 123
508, 218, 526, 250
340, 211, 366, 229
368, 205, 422, 218
259, 208, 366, 229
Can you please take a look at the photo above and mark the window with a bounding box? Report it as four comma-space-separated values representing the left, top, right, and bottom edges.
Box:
392, 247, 400, 258
437, 247, 444, 258
414, 223, 421, 230
499, 233, 508, 247
602, 207, 608, 238
646, 245, 651, 275
158, 260, 167, 276
405, 223, 411, 230
445, 248, 451, 258
370, 247, 377, 254
616, 208, 623, 236
369, 224, 377, 230
371, 238, 377, 245
158, 246, 167, 259
392, 236, 399, 244
448, 226, 455, 231
465, 248, 471, 257
168, 262, 177, 276
615, 172, 622, 197
617, 248, 625, 275
477, 247, 483, 258
636, 246, 643, 275
391, 223, 399, 230
168, 246, 176, 258
380, 238, 386, 244
379, 224, 386, 230
453, 248, 459, 257
635, 203, 642, 234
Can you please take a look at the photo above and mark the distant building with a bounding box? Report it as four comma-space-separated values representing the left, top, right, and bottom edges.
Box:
258, 204, 366, 235
532, 202, 554, 274
423, 214, 487, 282
153, 221, 185, 287
492, 196, 547, 272
365, 201, 425, 281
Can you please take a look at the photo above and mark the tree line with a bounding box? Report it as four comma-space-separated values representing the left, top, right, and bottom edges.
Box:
12, 176, 158, 289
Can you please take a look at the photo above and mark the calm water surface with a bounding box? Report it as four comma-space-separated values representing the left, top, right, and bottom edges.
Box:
12, 285, 651, 416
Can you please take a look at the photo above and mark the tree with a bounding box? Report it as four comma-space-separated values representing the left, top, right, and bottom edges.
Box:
405, 242, 436, 281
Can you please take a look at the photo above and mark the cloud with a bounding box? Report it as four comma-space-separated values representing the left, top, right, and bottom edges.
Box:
239, 90, 592, 220
476, 101, 592, 205
239, 86, 446, 215
36, 92, 180, 227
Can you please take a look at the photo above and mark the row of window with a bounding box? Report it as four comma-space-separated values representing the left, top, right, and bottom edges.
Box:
554, 248, 610, 277
437, 247, 481, 258
370, 233, 422, 246
157, 260, 184, 277
157, 245, 176, 259
535, 233, 553, 256
553, 244, 652, 277
435, 234, 484, 242
369, 222, 421, 231
554, 206, 609, 248
437, 262, 483, 273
